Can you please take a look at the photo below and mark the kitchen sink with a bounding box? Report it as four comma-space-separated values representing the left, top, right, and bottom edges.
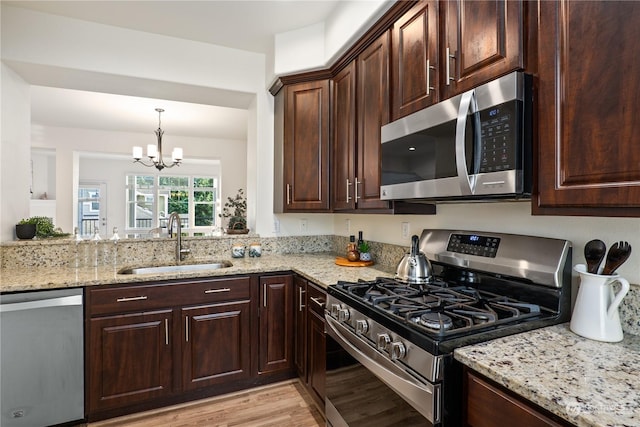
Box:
118, 261, 233, 275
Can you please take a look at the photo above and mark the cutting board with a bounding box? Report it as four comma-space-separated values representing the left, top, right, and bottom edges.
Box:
335, 256, 374, 267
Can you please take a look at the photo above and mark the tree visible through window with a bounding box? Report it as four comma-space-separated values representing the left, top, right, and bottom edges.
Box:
126, 174, 218, 234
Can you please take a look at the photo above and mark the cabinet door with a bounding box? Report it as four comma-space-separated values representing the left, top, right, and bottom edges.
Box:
391, 0, 439, 120
357, 31, 391, 210
181, 301, 251, 391
284, 80, 331, 211
442, 0, 523, 98
464, 369, 568, 427
259, 275, 293, 374
535, 1, 640, 216
87, 310, 173, 412
293, 276, 307, 379
332, 62, 357, 211
307, 309, 326, 409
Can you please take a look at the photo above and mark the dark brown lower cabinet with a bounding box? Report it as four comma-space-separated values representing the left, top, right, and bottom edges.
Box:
86, 274, 297, 422
294, 275, 326, 410
88, 310, 174, 412
464, 368, 571, 427
181, 301, 252, 390
258, 274, 294, 375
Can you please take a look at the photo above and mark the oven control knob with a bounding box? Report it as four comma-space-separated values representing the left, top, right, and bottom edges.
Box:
330, 304, 341, 318
338, 309, 350, 322
377, 333, 391, 351
390, 342, 406, 361
355, 319, 369, 335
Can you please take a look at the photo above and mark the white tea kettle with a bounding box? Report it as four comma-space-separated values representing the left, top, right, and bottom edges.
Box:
570, 264, 629, 342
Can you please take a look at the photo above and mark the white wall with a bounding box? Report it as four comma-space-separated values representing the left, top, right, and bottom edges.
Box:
0, 4, 267, 240
0, 64, 32, 241
32, 125, 246, 234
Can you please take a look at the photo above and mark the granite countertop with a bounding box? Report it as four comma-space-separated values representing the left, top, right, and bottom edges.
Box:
454, 324, 640, 427
0, 253, 394, 293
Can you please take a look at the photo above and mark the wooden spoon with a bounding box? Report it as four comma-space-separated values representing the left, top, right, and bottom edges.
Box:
602, 241, 632, 275
584, 239, 606, 274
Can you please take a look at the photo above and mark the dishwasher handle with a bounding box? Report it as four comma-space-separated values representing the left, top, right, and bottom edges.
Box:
0, 295, 83, 313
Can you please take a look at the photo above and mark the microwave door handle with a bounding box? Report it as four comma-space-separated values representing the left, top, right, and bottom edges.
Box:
455, 90, 480, 195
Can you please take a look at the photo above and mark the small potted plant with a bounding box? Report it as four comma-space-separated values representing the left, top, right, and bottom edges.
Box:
219, 189, 249, 234
358, 240, 372, 262
15, 216, 69, 240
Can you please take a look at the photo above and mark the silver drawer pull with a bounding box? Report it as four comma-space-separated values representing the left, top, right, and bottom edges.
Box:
310, 296, 325, 308
204, 288, 231, 294
116, 296, 148, 302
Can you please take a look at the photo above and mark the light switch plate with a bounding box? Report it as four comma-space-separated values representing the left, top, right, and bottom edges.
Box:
401, 222, 410, 238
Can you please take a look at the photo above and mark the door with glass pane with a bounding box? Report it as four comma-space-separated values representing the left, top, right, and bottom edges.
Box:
78, 183, 107, 238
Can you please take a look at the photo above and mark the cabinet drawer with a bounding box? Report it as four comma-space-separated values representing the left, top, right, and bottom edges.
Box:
307, 283, 326, 317
88, 276, 251, 316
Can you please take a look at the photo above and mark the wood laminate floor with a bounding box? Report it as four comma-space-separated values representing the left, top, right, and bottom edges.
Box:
88, 380, 324, 427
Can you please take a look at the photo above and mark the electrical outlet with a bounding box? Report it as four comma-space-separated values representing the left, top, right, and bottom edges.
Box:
273, 218, 280, 234
300, 218, 308, 233
401, 222, 410, 238
345, 219, 351, 234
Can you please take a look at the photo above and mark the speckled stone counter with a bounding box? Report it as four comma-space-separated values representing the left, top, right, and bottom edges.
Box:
454, 324, 640, 427
0, 253, 394, 293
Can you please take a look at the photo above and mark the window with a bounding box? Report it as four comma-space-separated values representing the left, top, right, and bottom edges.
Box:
126, 174, 218, 235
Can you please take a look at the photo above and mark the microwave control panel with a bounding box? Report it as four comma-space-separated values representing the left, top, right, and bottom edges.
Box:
478, 101, 519, 173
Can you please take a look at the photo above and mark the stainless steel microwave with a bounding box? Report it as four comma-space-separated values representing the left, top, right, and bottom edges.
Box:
380, 71, 532, 202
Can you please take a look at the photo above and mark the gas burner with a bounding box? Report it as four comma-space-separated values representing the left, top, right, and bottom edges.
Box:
418, 312, 454, 331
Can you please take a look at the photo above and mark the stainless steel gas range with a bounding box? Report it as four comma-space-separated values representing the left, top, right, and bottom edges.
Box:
325, 229, 572, 426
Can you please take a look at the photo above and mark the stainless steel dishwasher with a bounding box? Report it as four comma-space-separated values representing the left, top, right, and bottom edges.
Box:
1, 287, 84, 427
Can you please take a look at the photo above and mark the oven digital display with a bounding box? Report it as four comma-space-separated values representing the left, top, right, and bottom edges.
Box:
447, 233, 500, 257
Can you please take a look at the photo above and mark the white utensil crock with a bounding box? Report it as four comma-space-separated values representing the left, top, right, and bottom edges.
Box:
570, 264, 629, 342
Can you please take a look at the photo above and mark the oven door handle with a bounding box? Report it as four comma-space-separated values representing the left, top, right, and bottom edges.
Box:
325, 315, 440, 423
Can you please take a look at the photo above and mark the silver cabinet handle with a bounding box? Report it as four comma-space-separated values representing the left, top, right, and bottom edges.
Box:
286, 184, 291, 205
165, 318, 169, 346
299, 287, 306, 312
426, 59, 436, 95
355, 177, 361, 201
204, 288, 231, 294
185, 315, 189, 342
116, 296, 147, 303
446, 47, 455, 85
346, 179, 352, 202
263, 284, 267, 307
310, 296, 325, 309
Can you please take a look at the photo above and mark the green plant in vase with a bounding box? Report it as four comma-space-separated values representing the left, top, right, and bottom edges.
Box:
219, 189, 248, 234
16, 216, 70, 239
358, 241, 372, 262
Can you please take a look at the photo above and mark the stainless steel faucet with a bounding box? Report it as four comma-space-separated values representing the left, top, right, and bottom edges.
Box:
167, 212, 190, 262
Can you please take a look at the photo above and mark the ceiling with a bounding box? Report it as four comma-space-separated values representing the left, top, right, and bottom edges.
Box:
6, 1, 344, 140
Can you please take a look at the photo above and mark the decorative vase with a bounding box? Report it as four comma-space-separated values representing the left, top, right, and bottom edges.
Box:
231, 244, 245, 258
15, 224, 37, 240
248, 243, 262, 257
360, 252, 372, 262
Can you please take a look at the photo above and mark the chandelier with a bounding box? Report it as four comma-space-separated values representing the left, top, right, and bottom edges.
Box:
132, 108, 183, 171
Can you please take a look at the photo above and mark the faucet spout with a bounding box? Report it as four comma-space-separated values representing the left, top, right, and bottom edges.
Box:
168, 212, 190, 262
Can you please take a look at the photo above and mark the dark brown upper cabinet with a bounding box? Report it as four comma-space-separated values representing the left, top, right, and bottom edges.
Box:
282, 80, 331, 212
332, 32, 391, 211
441, 0, 524, 99
391, 0, 439, 121
534, 0, 640, 216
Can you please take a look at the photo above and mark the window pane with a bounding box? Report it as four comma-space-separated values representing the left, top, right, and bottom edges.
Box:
194, 204, 214, 226
159, 176, 188, 188
194, 190, 213, 202
194, 177, 214, 188
168, 190, 189, 215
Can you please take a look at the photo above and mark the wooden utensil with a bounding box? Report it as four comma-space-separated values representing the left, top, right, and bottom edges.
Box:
584, 239, 606, 274
602, 241, 632, 275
